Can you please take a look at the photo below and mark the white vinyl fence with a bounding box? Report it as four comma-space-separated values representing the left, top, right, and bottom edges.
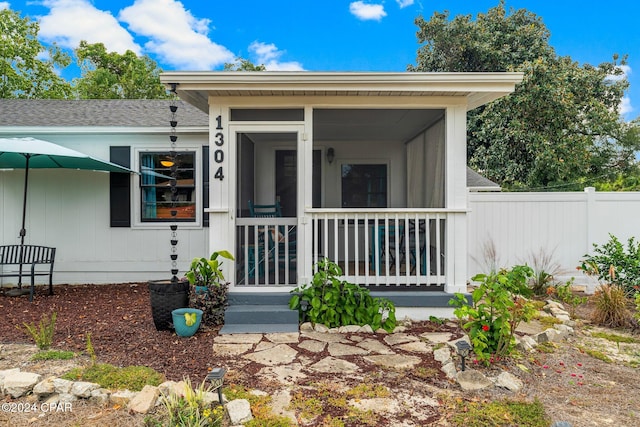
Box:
468, 187, 640, 291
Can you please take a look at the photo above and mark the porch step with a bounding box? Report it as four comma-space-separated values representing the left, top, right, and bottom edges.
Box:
221, 293, 299, 334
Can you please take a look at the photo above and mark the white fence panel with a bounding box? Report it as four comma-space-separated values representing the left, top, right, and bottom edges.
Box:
468, 188, 640, 289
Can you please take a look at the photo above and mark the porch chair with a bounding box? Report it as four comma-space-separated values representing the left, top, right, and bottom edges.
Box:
246, 201, 296, 280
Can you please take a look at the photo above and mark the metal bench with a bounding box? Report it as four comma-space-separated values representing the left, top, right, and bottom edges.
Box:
0, 245, 56, 302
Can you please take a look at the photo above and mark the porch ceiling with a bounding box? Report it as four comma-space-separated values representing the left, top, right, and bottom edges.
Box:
160, 71, 524, 114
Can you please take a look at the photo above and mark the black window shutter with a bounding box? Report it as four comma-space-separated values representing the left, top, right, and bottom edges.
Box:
110, 146, 131, 227
203, 145, 209, 227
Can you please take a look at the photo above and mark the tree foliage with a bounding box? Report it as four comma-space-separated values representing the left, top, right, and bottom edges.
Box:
410, 1, 640, 190
73, 41, 170, 99
223, 57, 267, 71
0, 9, 73, 99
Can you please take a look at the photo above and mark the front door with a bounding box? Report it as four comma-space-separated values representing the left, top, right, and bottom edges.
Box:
232, 125, 305, 287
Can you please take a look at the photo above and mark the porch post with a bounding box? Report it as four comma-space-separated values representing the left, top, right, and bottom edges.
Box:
298, 106, 314, 286
445, 105, 468, 294
207, 101, 235, 284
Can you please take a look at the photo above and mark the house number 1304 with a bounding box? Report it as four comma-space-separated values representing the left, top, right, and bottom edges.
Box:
214, 115, 224, 181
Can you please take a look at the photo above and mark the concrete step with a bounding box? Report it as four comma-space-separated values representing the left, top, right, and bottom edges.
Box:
227, 292, 292, 305
224, 304, 299, 325
219, 323, 299, 334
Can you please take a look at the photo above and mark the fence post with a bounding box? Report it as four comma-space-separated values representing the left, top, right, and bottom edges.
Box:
584, 187, 596, 253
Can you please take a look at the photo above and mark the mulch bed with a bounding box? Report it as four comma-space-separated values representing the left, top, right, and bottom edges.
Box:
0, 283, 217, 382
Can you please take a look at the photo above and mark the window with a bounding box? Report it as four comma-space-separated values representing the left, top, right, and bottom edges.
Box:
140, 151, 196, 222
341, 164, 387, 208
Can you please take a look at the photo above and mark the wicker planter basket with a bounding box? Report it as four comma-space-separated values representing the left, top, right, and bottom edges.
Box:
148, 279, 190, 330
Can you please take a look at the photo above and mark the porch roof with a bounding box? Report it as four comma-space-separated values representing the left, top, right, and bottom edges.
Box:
159, 71, 524, 113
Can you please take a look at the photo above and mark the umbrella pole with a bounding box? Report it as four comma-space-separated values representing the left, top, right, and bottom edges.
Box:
18, 154, 30, 289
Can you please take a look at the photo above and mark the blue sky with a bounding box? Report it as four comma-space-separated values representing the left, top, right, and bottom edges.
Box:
2, 0, 638, 121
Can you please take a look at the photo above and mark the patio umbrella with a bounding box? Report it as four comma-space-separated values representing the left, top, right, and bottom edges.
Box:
0, 137, 136, 288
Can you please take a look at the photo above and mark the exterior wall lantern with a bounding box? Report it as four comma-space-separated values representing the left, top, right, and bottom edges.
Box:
326, 147, 335, 164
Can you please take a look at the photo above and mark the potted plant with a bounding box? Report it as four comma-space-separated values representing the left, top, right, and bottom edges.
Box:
185, 250, 234, 327
171, 307, 203, 337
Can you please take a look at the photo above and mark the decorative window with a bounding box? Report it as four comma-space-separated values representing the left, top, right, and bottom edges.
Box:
341, 164, 387, 208
140, 151, 196, 222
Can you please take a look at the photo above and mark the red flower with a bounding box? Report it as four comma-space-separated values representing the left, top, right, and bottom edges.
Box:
482, 324, 490, 332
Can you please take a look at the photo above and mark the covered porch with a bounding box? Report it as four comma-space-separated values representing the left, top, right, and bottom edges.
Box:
160, 72, 523, 297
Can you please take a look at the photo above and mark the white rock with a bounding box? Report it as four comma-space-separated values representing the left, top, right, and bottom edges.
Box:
358, 324, 374, 333
226, 399, 253, 425
314, 323, 329, 333
441, 362, 458, 380
456, 370, 493, 391
128, 385, 160, 414
3, 371, 42, 398
52, 378, 74, 394
70, 381, 100, 398
110, 389, 137, 406
495, 372, 523, 392
33, 377, 56, 395
433, 347, 452, 364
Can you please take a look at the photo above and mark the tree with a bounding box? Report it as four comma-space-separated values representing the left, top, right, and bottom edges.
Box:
0, 9, 73, 99
73, 41, 169, 99
223, 57, 266, 71
410, 1, 640, 190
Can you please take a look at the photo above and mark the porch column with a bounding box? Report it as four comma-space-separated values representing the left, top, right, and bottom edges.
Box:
445, 105, 468, 294
207, 101, 235, 282
298, 106, 314, 285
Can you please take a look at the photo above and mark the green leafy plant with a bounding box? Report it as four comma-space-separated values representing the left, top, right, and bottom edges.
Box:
62, 363, 164, 391
160, 377, 224, 427
450, 265, 536, 364
186, 250, 234, 327
579, 234, 640, 297
635, 292, 640, 322
85, 332, 97, 365
591, 283, 631, 328
289, 258, 396, 332
526, 247, 563, 295
554, 278, 587, 319
31, 350, 75, 361
19, 311, 57, 350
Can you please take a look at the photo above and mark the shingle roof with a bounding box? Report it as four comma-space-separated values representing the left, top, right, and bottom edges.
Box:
467, 167, 501, 191
0, 99, 208, 127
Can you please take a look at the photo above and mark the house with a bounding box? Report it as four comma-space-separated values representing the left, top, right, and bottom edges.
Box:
0, 71, 523, 322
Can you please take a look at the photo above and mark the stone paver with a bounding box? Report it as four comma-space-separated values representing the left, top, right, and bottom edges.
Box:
298, 339, 326, 353
265, 333, 300, 344
363, 354, 421, 369
327, 342, 369, 357
302, 331, 350, 343
309, 357, 360, 374
383, 333, 419, 346
213, 343, 253, 356
258, 364, 307, 386
397, 340, 432, 353
243, 344, 298, 366
420, 332, 453, 343
213, 334, 263, 344
356, 338, 395, 355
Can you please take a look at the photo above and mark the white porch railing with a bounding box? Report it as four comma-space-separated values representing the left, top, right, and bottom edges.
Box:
236, 218, 298, 286
309, 209, 448, 287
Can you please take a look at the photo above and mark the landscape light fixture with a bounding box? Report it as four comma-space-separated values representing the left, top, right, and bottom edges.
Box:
455, 340, 472, 371
205, 367, 227, 403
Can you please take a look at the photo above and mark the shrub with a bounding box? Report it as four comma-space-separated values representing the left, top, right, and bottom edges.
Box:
289, 258, 396, 332
591, 284, 631, 328
63, 363, 165, 391
554, 279, 587, 319
19, 311, 57, 350
450, 265, 536, 364
579, 234, 640, 297
525, 247, 564, 295
186, 250, 234, 327
159, 377, 224, 427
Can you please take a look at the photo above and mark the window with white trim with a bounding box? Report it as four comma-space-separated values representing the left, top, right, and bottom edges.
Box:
341, 164, 387, 208
140, 151, 196, 222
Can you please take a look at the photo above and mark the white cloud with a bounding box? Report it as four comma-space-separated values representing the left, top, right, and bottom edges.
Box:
620, 96, 633, 117
0, 2, 9, 11
349, 1, 387, 21
248, 41, 304, 71
396, 0, 414, 8
38, 0, 141, 54
118, 0, 234, 70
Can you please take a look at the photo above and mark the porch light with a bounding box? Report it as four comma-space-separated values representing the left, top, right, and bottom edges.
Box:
455, 340, 472, 371
205, 367, 227, 403
326, 147, 335, 164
